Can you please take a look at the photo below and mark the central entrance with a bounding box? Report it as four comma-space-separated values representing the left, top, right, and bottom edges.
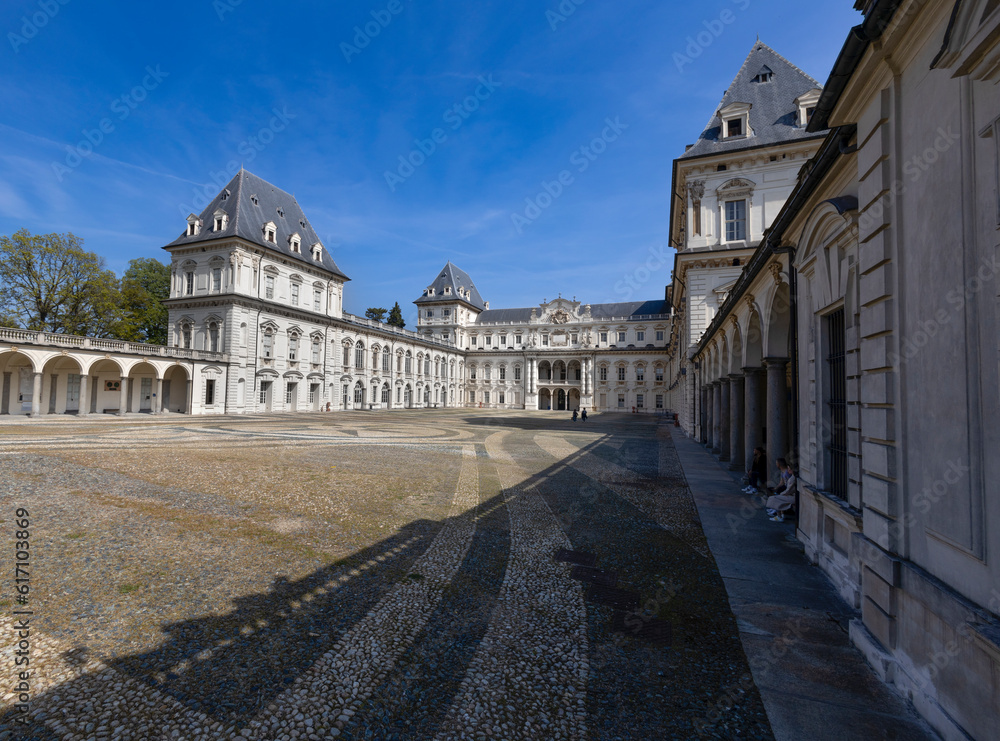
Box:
556, 389, 566, 411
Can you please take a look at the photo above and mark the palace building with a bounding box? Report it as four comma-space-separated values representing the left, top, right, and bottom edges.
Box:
0, 169, 671, 416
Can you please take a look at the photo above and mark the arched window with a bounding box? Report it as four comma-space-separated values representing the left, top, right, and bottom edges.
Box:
288, 333, 300, 361
355, 343, 365, 370
181, 322, 192, 349
382, 346, 390, 372
354, 383, 364, 404
381, 384, 390, 403
208, 321, 220, 353
424, 356, 430, 375
342, 343, 351, 368
635, 365, 645, 382
312, 336, 322, 364
405, 352, 412, 374
655, 365, 664, 382
372, 345, 380, 369
262, 328, 274, 358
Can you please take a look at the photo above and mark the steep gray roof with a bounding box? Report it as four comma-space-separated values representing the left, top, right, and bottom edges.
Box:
414, 262, 486, 310
166, 169, 349, 280
475, 300, 669, 325
680, 42, 825, 160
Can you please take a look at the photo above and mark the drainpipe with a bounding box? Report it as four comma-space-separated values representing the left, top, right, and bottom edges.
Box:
772, 244, 799, 470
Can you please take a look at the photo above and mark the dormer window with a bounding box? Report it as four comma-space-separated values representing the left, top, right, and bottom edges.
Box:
311, 243, 322, 261
220, 189, 230, 201
213, 209, 228, 232
795, 88, 823, 128
428, 287, 436, 296
289, 233, 301, 253
753, 66, 773, 83
263, 222, 277, 244
720, 102, 752, 140
444, 286, 452, 295
250, 194, 259, 206
276, 207, 284, 218
186, 215, 202, 237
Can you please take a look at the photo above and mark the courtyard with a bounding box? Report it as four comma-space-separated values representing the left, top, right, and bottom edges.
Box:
0, 410, 775, 740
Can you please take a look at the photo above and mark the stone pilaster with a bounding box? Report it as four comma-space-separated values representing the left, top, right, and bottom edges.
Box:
729, 373, 745, 471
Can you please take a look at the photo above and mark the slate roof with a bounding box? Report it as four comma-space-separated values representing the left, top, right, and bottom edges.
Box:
680, 42, 825, 160
166, 169, 349, 280
414, 262, 487, 310
475, 300, 669, 325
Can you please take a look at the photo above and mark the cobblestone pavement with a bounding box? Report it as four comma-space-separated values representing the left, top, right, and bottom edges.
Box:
0, 411, 772, 740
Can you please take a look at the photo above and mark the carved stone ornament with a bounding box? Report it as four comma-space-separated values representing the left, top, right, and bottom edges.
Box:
769, 262, 784, 285
689, 180, 705, 203
744, 294, 756, 312
551, 310, 570, 325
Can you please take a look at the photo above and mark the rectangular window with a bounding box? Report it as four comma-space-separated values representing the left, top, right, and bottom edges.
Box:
617, 332, 626, 343
515, 335, 521, 345
285, 385, 293, 405
727, 118, 743, 137
309, 384, 318, 404
485, 336, 492, 346
617, 367, 626, 381
618, 394, 625, 408
484, 391, 490, 404
291, 283, 299, 306
499, 367, 506, 381
205, 379, 215, 406
314, 290, 321, 311
636, 394, 644, 409
656, 330, 664, 341
484, 367, 491, 380
656, 394, 664, 409
655, 367, 664, 382
599, 367, 607, 382
263, 332, 273, 358
500, 335, 507, 346
426, 310, 434, 318
636, 367, 644, 382
212, 268, 222, 292
600, 332, 608, 344
636, 331, 644, 342
499, 392, 505, 404
571, 334, 578, 344
265, 275, 275, 299
469, 390, 475, 403
312, 340, 321, 364
209, 325, 219, 353
288, 336, 298, 361
444, 309, 451, 317
725, 200, 747, 242
342, 346, 350, 367
471, 368, 477, 380
259, 381, 271, 406
471, 336, 478, 346
514, 366, 521, 381
826, 308, 848, 499
185, 272, 194, 295
542, 335, 549, 346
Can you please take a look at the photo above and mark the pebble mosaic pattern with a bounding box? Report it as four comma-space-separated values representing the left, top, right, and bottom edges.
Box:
0, 411, 771, 740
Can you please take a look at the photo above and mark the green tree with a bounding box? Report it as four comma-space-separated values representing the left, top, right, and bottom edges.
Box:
387, 302, 405, 329
120, 257, 170, 344
365, 307, 387, 322
0, 229, 126, 336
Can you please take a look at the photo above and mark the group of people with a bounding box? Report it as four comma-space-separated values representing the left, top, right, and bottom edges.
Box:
743, 446, 797, 522
571, 408, 588, 422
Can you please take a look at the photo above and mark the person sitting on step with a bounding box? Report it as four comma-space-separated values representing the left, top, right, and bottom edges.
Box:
765, 458, 797, 522
743, 446, 767, 494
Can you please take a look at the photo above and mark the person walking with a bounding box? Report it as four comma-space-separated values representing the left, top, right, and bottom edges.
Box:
581, 408, 587, 422
572, 409, 579, 422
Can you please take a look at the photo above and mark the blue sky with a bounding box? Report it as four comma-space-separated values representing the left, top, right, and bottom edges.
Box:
1, 0, 861, 327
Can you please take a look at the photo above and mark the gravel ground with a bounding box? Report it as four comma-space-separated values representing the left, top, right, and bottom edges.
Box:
0, 410, 771, 740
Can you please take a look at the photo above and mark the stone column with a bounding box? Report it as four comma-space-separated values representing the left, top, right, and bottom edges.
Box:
78, 374, 89, 416
703, 383, 712, 447
744, 367, 764, 471
766, 358, 789, 483
30, 372, 43, 416
729, 373, 745, 471
186, 378, 194, 414
155, 378, 164, 413
118, 378, 128, 416
719, 378, 731, 462
705, 383, 715, 450
712, 381, 723, 454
